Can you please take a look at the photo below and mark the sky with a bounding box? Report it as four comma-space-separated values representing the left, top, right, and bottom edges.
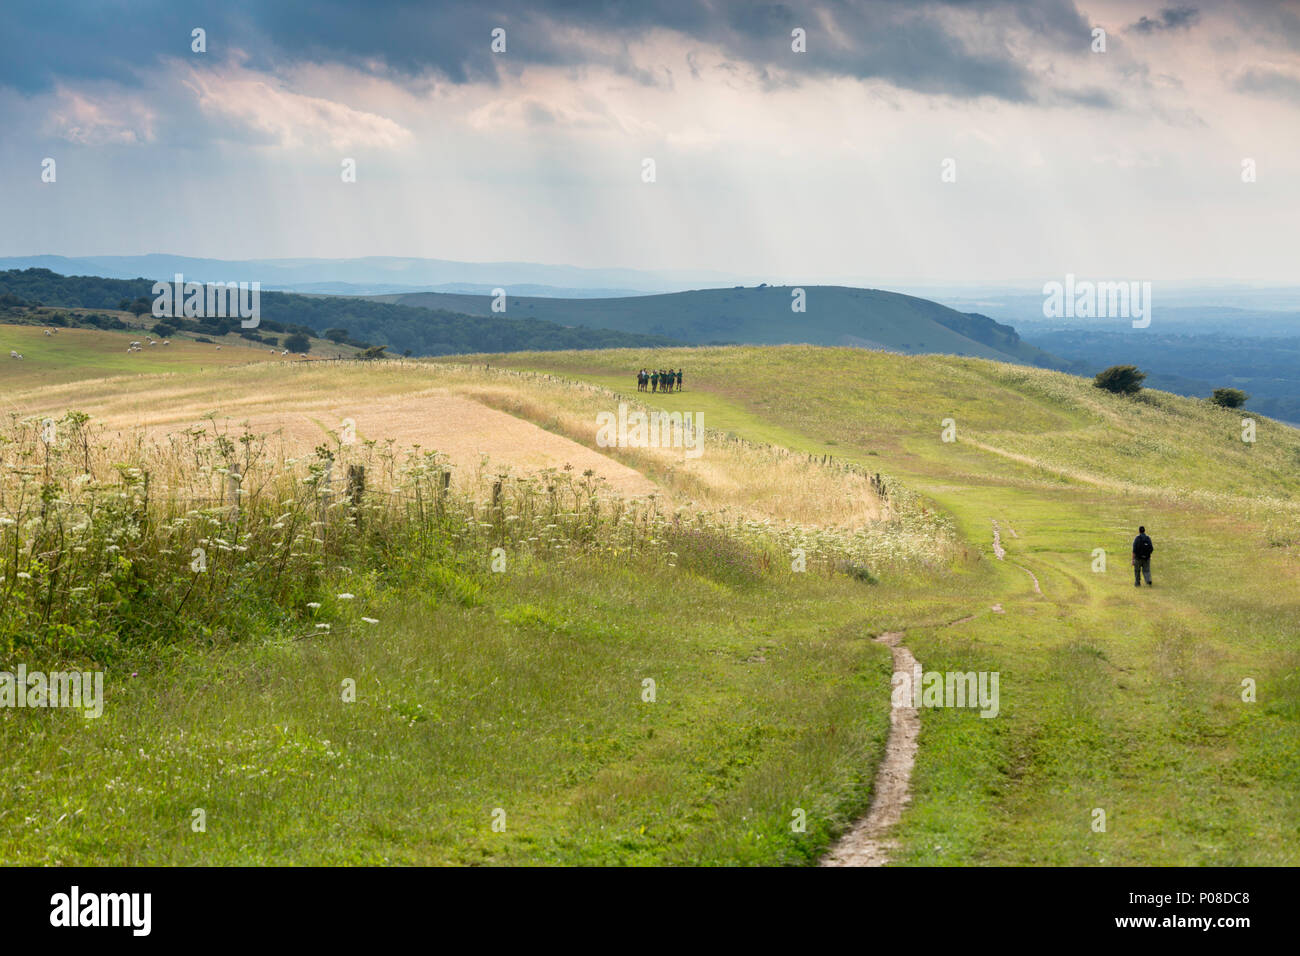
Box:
2, 0, 1298, 282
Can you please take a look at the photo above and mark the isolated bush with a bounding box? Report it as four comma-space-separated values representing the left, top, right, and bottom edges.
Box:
1210, 387, 1249, 408
1093, 364, 1146, 395
284, 332, 311, 353
151, 322, 176, 337
195, 317, 238, 337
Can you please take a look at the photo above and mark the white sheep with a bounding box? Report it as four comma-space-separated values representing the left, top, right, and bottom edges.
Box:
10, 350, 20, 359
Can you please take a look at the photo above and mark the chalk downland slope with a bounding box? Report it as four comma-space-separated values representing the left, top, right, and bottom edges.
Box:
3, 342, 1297, 866
374, 286, 1063, 366
483, 345, 1300, 866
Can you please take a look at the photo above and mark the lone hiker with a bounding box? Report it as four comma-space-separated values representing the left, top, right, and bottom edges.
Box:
1132, 525, 1154, 587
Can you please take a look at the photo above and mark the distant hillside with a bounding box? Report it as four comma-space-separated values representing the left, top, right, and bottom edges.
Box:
0, 269, 677, 357
373, 286, 1063, 366
0, 254, 741, 294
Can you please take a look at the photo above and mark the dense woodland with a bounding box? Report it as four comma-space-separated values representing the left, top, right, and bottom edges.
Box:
0, 269, 678, 356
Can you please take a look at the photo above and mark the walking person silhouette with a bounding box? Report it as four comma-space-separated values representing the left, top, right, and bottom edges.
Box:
1132, 525, 1154, 587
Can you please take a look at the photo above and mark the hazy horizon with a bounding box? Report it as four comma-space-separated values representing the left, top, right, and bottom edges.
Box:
4, 253, 1299, 298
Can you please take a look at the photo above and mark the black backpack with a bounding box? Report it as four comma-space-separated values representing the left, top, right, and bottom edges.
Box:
1134, 534, 1153, 558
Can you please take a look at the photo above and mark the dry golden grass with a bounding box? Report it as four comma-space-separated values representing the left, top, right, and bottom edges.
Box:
459, 380, 886, 528
10, 358, 887, 531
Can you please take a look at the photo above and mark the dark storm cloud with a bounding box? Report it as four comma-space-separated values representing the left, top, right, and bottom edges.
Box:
1233, 66, 1300, 102
262, 0, 1100, 102
0, 1, 1102, 104
1128, 6, 1201, 33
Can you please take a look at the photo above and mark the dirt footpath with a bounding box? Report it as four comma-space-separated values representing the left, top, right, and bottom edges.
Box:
821, 631, 920, 867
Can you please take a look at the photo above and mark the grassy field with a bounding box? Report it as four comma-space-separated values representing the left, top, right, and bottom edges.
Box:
481, 345, 1300, 864
1, 314, 360, 391
4, 558, 987, 864
2, 337, 1297, 864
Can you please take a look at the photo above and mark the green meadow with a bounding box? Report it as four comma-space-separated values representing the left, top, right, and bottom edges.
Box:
2, 342, 1297, 864
483, 345, 1300, 864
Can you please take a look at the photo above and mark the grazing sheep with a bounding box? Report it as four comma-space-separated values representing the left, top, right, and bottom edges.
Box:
162, 340, 170, 345
44, 329, 52, 337
10, 350, 20, 359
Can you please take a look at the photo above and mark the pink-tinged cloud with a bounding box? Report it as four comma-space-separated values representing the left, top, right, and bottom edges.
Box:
45, 88, 157, 146
180, 62, 413, 150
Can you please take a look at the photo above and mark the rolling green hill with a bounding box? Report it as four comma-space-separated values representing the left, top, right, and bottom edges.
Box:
374, 285, 1064, 366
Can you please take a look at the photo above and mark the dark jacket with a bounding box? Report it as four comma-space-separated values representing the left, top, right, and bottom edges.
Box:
1132, 533, 1154, 559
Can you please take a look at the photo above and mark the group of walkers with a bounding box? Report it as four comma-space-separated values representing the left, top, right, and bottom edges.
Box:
637, 367, 683, 393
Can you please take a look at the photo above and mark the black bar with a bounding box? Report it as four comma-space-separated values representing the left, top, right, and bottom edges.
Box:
5, 866, 1286, 943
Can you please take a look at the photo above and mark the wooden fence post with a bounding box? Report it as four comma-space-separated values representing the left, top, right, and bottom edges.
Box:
319, 459, 333, 522
436, 470, 450, 516
227, 461, 241, 523
347, 464, 365, 528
